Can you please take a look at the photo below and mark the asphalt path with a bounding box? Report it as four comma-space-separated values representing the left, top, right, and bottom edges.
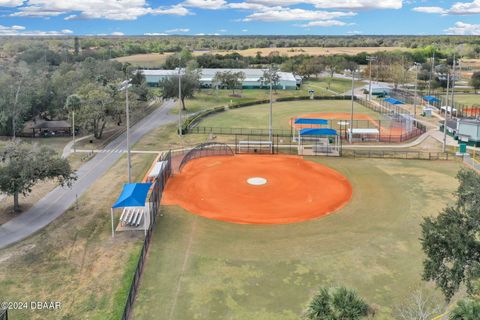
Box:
0, 100, 177, 249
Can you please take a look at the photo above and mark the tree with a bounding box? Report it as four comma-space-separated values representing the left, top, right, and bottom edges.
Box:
0, 142, 76, 212
394, 288, 444, 320
212, 71, 245, 95
260, 66, 281, 93
158, 71, 200, 110
470, 72, 480, 94
76, 83, 115, 139
449, 299, 480, 320
304, 287, 371, 320
421, 169, 480, 301
321, 56, 347, 89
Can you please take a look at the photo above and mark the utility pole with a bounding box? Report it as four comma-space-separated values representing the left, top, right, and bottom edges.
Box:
366, 56, 377, 101
72, 110, 76, 152
451, 53, 457, 119
349, 69, 357, 143
443, 69, 450, 153
178, 66, 183, 136
428, 52, 435, 95
413, 62, 421, 118
269, 78, 273, 143
125, 79, 132, 183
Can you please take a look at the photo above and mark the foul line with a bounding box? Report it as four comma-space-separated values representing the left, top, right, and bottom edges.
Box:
168, 217, 198, 320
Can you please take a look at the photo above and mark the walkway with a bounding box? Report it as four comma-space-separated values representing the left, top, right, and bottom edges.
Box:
0, 100, 177, 249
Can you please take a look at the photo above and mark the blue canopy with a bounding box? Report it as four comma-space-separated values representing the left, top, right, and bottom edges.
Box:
294, 118, 328, 125
423, 96, 441, 103
384, 97, 404, 105
300, 128, 337, 136
112, 183, 152, 208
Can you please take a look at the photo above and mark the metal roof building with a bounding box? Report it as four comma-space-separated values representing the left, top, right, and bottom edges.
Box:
142, 68, 299, 90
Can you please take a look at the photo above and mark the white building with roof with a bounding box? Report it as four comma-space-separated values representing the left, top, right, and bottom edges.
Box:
142, 68, 300, 90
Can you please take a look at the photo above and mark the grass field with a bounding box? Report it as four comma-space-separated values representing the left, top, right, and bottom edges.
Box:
453, 94, 480, 105
114, 52, 173, 67
0, 152, 156, 320
198, 100, 379, 130
133, 157, 461, 320
165, 77, 365, 115
113, 47, 405, 67
197, 46, 406, 57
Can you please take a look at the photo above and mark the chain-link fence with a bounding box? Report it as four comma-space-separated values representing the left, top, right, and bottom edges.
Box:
463, 154, 480, 172
179, 142, 234, 172
0, 309, 7, 320
121, 151, 172, 320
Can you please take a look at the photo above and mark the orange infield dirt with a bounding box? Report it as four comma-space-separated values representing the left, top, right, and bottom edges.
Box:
291, 112, 407, 137
162, 155, 352, 224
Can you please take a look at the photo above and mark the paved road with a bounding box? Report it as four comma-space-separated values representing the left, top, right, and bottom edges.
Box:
0, 100, 177, 249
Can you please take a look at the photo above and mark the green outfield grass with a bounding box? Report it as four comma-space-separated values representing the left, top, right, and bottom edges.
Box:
453, 94, 480, 105
198, 100, 379, 130
133, 157, 461, 320
163, 77, 365, 114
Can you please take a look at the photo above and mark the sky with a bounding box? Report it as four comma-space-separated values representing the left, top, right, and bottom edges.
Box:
0, 0, 480, 36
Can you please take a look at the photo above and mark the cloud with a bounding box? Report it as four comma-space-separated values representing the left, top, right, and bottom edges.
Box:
165, 28, 190, 33
144, 32, 168, 35
10, 0, 191, 20
182, 0, 226, 10
0, 24, 74, 36
0, 0, 23, 6
244, 8, 356, 21
412, 6, 447, 14
241, 0, 402, 10
111, 32, 124, 36
445, 21, 480, 35
413, 1, 480, 15
299, 20, 349, 27
241, 28, 248, 32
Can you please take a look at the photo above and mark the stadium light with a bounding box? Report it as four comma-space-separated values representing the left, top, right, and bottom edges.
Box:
413, 62, 421, 118
366, 56, 377, 101
120, 78, 133, 183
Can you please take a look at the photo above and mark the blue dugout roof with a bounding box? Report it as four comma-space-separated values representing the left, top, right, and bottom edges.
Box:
294, 118, 328, 125
300, 128, 337, 136
384, 97, 405, 105
423, 96, 441, 103
112, 183, 152, 208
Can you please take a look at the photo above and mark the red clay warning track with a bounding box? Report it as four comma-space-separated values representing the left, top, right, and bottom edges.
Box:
162, 155, 352, 224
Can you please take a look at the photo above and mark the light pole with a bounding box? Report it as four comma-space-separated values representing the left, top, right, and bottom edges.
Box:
125, 79, 132, 183
269, 77, 273, 143
413, 62, 421, 118
178, 66, 183, 136
366, 56, 377, 101
442, 69, 450, 153
349, 68, 359, 143
451, 53, 457, 119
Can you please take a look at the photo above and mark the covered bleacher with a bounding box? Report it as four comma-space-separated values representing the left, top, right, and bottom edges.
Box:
298, 128, 340, 156
111, 183, 152, 237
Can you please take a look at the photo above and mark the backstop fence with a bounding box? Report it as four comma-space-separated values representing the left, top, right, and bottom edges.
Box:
121, 151, 172, 320
179, 142, 234, 172
391, 89, 480, 119
0, 309, 7, 320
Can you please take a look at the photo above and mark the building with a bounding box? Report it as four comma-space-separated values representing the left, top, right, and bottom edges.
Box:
142, 68, 299, 90
456, 119, 480, 147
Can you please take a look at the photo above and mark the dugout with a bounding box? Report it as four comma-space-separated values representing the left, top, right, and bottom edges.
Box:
111, 183, 152, 237
298, 128, 340, 156
347, 128, 380, 142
